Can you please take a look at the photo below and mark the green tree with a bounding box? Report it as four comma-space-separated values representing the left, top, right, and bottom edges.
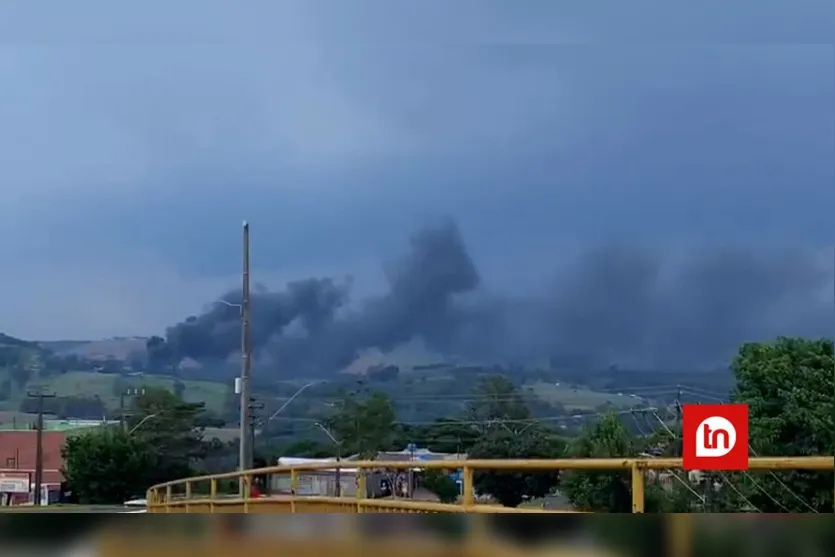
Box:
466, 375, 530, 428
62, 428, 153, 504
400, 418, 480, 454
466, 377, 560, 507
731, 337, 834, 512
561, 414, 638, 512
325, 391, 396, 458
561, 414, 680, 513
422, 469, 460, 503
127, 388, 207, 484
469, 427, 561, 507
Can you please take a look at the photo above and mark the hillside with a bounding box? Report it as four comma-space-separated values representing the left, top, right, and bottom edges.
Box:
40, 337, 148, 361
0, 332, 50, 370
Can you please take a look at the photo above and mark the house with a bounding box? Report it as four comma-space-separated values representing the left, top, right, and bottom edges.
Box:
0, 430, 67, 504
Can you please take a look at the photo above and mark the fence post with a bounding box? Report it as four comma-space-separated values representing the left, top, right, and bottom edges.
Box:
210, 478, 217, 513
462, 466, 475, 508
165, 485, 172, 513
184, 480, 192, 512
290, 469, 298, 513
631, 461, 645, 513
356, 471, 366, 513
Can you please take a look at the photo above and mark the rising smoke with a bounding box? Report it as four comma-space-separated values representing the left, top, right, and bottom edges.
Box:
161, 221, 834, 374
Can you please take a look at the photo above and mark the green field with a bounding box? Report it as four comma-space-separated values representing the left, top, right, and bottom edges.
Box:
0, 370, 229, 414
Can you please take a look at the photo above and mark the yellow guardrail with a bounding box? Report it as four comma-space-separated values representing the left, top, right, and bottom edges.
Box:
146, 456, 834, 513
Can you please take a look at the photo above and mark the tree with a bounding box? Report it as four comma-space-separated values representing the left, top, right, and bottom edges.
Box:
127, 388, 207, 484
62, 428, 153, 504
408, 418, 480, 454
561, 414, 638, 512
465, 376, 560, 507
325, 391, 396, 458
561, 414, 680, 513
422, 469, 460, 504
731, 337, 834, 512
466, 375, 530, 429
469, 427, 561, 507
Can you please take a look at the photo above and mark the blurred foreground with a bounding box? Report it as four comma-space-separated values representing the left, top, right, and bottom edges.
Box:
0, 514, 831, 557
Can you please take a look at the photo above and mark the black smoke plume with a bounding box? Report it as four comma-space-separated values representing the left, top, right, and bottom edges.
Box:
160, 221, 833, 374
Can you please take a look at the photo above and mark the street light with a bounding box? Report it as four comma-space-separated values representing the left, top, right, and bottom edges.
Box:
264, 381, 323, 424
128, 413, 159, 435
212, 299, 243, 313
314, 422, 343, 497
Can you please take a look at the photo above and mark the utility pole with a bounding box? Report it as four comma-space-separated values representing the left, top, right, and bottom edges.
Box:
675, 386, 682, 427
27, 390, 56, 506
248, 396, 264, 466
239, 221, 253, 474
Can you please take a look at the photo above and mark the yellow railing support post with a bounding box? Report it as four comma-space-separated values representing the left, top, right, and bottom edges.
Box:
462, 465, 474, 508
184, 480, 192, 512
243, 474, 251, 513
165, 485, 172, 513
356, 471, 366, 513
209, 478, 217, 513
290, 469, 299, 513
631, 462, 645, 513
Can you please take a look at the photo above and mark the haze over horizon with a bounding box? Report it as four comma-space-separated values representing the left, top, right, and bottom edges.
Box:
1, 2, 832, 370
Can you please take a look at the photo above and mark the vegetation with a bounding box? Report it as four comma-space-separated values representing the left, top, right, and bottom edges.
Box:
4, 330, 831, 513
62, 428, 153, 504
561, 337, 834, 513
422, 470, 460, 503
61, 387, 232, 504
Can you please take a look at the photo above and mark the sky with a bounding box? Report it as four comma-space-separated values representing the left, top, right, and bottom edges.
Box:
0, 0, 832, 345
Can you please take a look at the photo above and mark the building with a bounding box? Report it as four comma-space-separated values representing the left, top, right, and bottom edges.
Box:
0, 419, 115, 505
0, 430, 67, 504
270, 457, 361, 497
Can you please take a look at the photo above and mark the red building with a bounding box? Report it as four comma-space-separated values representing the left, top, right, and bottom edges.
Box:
0, 430, 67, 504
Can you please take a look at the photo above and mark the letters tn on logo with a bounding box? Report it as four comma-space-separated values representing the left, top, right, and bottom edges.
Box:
695, 415, 736, 457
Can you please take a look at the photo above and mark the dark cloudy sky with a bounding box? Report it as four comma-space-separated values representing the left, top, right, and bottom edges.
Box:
0, 0, 832, 343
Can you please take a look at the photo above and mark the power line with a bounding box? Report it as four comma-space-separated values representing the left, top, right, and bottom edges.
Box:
747, 444, 818, 513
268, 406, 659, 428
649, 411, 763, 513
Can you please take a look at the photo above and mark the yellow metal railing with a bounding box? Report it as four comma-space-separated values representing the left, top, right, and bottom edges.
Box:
146, 456, 834, 514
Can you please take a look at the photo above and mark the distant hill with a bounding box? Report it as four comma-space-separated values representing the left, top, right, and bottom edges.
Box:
37, 340, 89, 353
1, 333, 43, 349
40, 337, 148, 361
1, 332, 51, 363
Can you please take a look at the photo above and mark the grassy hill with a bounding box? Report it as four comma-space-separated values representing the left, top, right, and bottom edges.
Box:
0, 370, 230, 415
39, 337, 148, 361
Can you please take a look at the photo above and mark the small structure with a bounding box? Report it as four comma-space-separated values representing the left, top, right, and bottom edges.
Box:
270, 457, 360, 497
